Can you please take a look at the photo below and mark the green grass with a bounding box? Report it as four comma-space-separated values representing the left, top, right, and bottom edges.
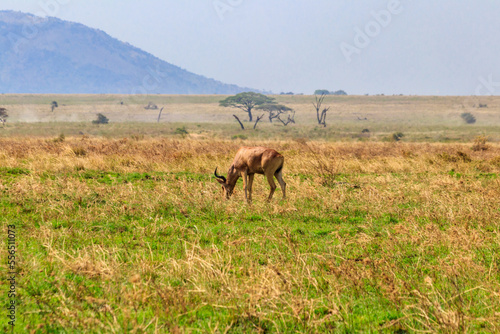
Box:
1, 121, 500, 143
1, 151, 499, 332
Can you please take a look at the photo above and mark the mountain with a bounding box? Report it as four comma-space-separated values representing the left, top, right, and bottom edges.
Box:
0, 10, 255, 94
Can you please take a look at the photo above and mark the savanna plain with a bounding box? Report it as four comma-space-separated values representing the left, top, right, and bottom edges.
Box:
1, 94, 500, 333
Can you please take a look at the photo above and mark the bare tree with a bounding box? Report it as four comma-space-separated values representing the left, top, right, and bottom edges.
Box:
51, 101, 58, 112
313, 93, 330, 127
277, 110, 296, 126
233, 115, 245, 130
253, 114, 265, 129
157, 107, 165, 123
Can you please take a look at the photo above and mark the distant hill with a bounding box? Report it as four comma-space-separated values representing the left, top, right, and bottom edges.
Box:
0, 10, 256, 94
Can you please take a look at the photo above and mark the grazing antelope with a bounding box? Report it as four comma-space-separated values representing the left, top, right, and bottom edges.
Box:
214, 147, 286, 203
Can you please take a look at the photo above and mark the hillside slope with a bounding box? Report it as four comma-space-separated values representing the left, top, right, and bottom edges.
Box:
0, 10, 254, 94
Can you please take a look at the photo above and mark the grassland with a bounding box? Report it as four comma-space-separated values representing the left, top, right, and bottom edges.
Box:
0, 95, 500, 333
1, 94, 500, 142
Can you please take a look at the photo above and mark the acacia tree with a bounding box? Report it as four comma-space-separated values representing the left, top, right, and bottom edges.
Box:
256, 103, 293, 123
219, 92, 275, 122
0, 108, 8, 127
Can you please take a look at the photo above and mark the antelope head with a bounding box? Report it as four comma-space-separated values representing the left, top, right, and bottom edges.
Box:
214, 167, 236, 199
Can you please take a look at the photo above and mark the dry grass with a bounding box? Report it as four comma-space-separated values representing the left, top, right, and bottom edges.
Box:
0, 137, 499, 333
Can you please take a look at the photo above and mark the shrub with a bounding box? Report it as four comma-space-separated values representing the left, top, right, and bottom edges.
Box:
174, 127, 188, 136
92, 113, 109, 124
392, 132, 404, 141
460, 112, 476, 124
362, 129, 370, 133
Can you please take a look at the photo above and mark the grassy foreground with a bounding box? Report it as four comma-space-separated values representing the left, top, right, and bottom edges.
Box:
0, 137, 499, 333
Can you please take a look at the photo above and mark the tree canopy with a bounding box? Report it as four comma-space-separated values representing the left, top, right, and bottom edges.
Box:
219, 92, 275, 122
92, 113, 109, 124
256, 103, 293, 123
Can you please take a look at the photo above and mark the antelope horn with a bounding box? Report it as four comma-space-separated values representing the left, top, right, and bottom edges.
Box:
214, 168, 226, 183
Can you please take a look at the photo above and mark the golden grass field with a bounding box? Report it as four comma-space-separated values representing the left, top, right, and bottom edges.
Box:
0, 95, 499, 333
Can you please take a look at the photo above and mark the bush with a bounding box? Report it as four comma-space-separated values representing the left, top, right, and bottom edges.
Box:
174, 127, 189, 136
392, 132, 404, 141
92, 113, 109, 124
460, 112, 476, 124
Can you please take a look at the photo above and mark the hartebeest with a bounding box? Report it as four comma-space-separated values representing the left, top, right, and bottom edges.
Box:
214, 147, 286, 203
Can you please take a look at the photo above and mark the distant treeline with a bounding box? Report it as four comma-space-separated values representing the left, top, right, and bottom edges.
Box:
314, 89, 348, 96
279, 90, 348, 96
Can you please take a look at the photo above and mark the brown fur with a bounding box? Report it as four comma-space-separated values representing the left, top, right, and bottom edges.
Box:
215, 147, 286, 203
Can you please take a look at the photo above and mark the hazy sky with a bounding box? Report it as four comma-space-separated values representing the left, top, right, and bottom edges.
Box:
2, 0, 500, 95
